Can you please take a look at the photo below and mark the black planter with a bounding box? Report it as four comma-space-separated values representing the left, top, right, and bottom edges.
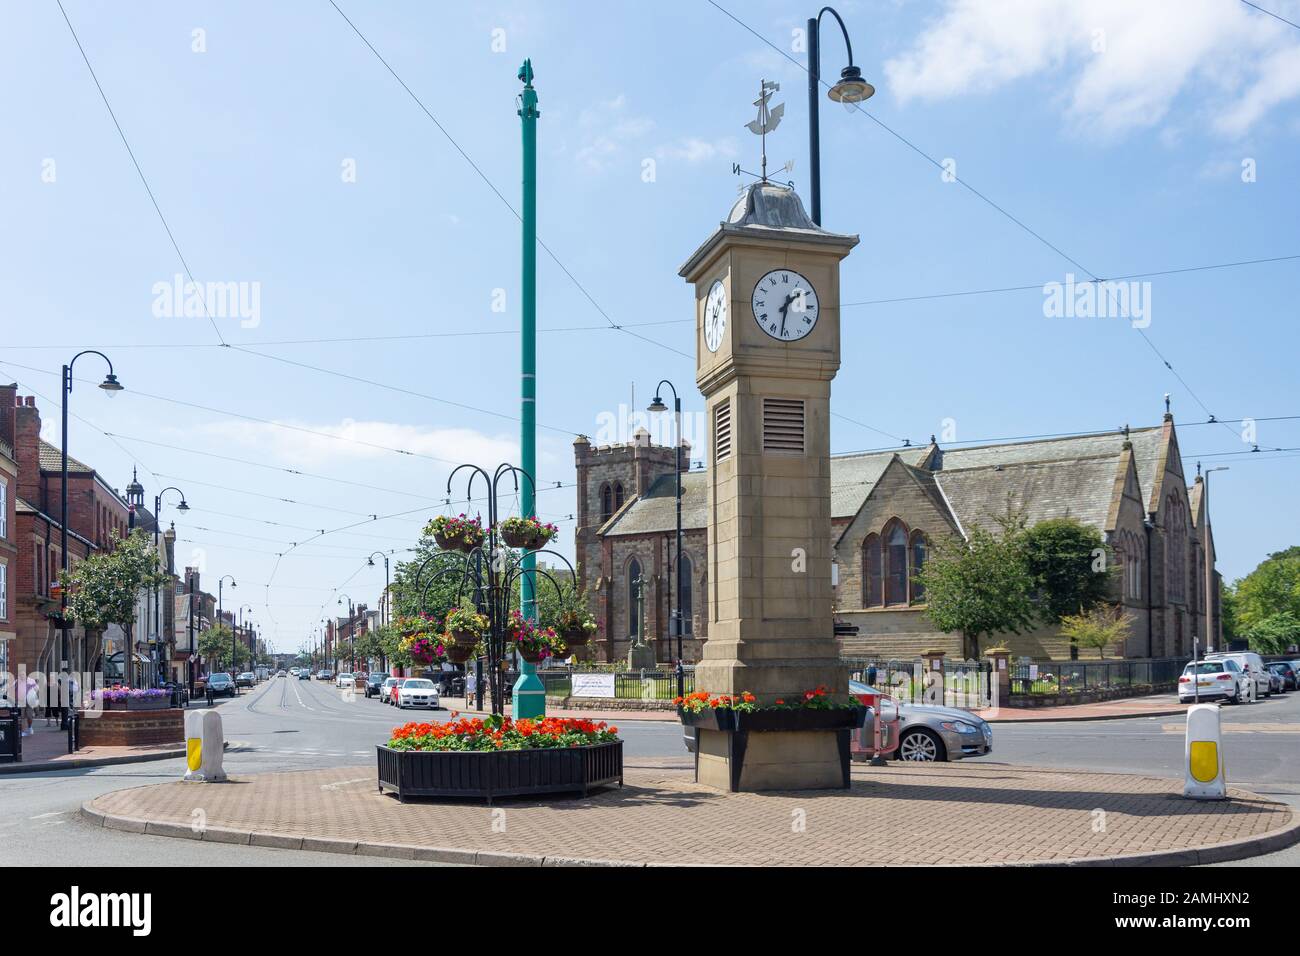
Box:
676, 708, 737, 731
376, 740, 623, 804
735, 706, 867, 733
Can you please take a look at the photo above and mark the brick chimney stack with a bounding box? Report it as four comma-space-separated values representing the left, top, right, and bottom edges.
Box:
13, 395, 43, 509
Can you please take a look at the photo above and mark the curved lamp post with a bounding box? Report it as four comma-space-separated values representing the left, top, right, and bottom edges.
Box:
647, 380, 685, 694
338, 594, 355, 671
60, 350, 123, 681
367, 553, 390, 628
807, 6, 874, 225
217, 574, 236, 679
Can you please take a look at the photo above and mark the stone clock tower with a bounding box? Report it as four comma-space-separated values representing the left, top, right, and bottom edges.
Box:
679, 182, 858, 789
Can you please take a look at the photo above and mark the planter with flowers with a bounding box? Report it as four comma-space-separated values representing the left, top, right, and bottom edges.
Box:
377, 713, 623, 803
497, 515, 558, 551
425, 514, 486, 554
676, 686, 866, 792
400, 633, 444, 667
551, 595, 598, 650
93, 687, 172, 712
444, 607, 489, 648
443, 637, 480, 665
506, 611, 565, 664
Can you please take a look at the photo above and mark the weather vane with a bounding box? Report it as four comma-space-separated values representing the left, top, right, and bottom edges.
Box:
745, 78, 784, 182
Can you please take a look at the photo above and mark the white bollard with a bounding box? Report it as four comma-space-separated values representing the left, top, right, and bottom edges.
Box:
1183, 702, 1227, 800
183, 709, 226, 783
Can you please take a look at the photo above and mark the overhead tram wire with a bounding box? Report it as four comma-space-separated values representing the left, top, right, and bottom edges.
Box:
705, 0, 1249, 440
326, 0, 692, 364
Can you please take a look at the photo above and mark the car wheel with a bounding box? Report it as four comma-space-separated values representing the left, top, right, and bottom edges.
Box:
897, 729, 946, 762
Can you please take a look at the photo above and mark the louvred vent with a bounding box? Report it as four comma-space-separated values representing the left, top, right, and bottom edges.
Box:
762, 398, 805, 455
714, 400, 732, 462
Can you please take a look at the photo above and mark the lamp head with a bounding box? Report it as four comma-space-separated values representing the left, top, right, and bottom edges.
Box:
647, 396, 668, 414
177, 499, 190, 513
827, 65, 875, 104
99, 373, 124, 396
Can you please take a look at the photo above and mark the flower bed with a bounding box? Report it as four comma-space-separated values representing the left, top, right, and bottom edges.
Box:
377, 715, 622, 803
93, 688, 171, 711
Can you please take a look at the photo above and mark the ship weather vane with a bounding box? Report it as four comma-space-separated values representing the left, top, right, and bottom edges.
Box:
745, 78, 784, 182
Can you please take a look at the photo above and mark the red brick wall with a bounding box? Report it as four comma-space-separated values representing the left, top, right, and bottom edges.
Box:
78, 709, 184, 747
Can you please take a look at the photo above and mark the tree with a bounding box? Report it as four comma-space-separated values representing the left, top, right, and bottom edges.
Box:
1241, 611, 1300, 654
61, 529, 169, 688
197, 624, 248, 671
1233, 546, 1300, 636
1020, 518, 1113, 624
352, 630, 382, 666
1058, 604, 1131, 659
916, 518, 1036, 659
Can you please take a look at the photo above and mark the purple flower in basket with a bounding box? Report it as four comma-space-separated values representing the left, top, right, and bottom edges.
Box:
96, 688, 168, 701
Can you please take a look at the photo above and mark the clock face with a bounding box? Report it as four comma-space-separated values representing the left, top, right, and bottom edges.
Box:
704, 280, 727, 353
751, 269, 819, 342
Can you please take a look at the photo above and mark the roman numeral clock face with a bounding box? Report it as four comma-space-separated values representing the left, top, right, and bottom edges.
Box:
751, 269, 819, 342
704, 280, 728, 352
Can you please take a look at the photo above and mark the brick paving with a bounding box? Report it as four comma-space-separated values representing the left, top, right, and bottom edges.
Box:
0, 722, 182, 774
84, 760, 1296, 866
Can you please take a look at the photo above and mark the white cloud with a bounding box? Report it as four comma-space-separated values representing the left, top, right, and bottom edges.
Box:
885, 0, 1300, 139
573, 94, 655, 171
191, 418, 518, 469
656, 137, 739, 164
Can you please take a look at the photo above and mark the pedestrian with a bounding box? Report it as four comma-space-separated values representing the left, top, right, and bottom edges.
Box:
22, 676, 38, 737
866, 663, 878, 687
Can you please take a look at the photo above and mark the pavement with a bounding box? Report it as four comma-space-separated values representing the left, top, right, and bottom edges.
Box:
973, 693, 1190, 722
82, 758, 1298, 867
0, 721, 185, 775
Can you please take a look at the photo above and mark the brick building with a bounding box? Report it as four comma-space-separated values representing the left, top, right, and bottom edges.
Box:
0, 386, 132, 680
575, 412, 1220, 663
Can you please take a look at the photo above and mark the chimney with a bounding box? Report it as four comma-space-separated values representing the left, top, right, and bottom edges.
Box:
164, 522, 177, 574
13, 395, 43, 508
0, 383, 16, 451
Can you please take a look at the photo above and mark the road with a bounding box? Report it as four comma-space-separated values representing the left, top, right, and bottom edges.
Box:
1, 676, 1296, 865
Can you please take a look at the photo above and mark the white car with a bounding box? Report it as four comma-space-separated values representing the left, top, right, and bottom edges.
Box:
1204, 652, 1271, 698
1178, 659, 1246, 704
289, 667, 299, 677
335, 672, 355, 689
397, 678, 440, 710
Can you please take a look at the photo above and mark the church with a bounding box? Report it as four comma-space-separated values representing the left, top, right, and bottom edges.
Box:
574, 412, 1221, 664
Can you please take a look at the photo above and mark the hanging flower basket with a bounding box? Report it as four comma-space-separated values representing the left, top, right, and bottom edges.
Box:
554, 604, 597, 649
425, 514, 485, 553
444, 608, 489, 647
445, 643, 477, 664
402, 634, 443, 666
508, 611, 564, 664
497, 515, 558, 550
561, 627, 591, 649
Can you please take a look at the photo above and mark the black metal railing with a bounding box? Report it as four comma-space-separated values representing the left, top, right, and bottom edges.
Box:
1009, 656, 1183, 696
535, 666, 695, 701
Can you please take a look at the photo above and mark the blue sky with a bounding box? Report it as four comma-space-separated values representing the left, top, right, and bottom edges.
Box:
2, 0, 1298, 652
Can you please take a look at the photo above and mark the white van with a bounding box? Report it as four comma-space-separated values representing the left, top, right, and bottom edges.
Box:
1205, 651, 1271, 698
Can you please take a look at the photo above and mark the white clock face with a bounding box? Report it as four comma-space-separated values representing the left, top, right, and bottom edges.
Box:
704, 280, 727, 353
752, 269, 819, 342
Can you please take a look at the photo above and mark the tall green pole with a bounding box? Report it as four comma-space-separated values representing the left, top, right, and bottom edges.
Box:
513, 58, 544, 719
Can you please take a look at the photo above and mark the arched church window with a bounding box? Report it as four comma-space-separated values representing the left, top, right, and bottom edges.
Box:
884, 519, 908, 606
863, 534, 882, 608
627, 558, 642, 641
678, 553, 693, 634
909, 531, 927, 603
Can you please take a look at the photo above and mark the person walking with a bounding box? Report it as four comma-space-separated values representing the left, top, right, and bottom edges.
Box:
22, 676, 38, 737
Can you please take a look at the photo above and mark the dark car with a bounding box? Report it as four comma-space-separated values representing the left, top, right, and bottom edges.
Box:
235, 672, 255, 688
364, 672, 389, 698
298, 668, 311, 680
1267, 662, 1297, 691
206, 673, 236, 697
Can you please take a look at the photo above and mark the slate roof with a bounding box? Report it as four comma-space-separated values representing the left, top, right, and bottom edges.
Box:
38, 439, 94, 474
601, 426, 1168, 538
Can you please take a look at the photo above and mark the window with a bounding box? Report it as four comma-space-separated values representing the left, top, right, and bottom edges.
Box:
614, 482, 625, 512
863, 534, 882, 607
627, 558, 642, 640
600, 484, 613, 523
0, 478, 7, 538
678, 554, 693, 634
1167, 496, 1186, 604
909, 531, 927, 603
0, 561, 6, 618
884, 520, 908, 606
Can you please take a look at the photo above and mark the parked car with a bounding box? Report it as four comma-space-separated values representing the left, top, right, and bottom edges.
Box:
206, 673, 236, 697
235, 672, 255, 688
1266, 669, 1285, 695
1178, 659, 1245, 704
1205, 652, 1271, 698
397, 678, 440, 710
335, 672, 355, 689
380, 677, 400, 704
365, 672, 389, 698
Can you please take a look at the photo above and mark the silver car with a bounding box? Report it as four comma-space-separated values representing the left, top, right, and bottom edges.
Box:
849, 681, 993, 762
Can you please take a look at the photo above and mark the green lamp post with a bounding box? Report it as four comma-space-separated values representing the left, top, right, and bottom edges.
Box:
512, 58, 545, 719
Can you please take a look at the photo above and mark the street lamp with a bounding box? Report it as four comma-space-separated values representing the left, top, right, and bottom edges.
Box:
238, 604, 254, 671
60, 351, 123, 685
648, 380, 685, 697
338, 594, 355, 671
1202, 465, 1229, 658
217, 574, 236, 680
367, 553, 390, 628
152, 486, 189, 687
806, 6, 874, 225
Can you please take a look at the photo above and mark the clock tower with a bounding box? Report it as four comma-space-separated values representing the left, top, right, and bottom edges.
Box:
679, 181, 858, 789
